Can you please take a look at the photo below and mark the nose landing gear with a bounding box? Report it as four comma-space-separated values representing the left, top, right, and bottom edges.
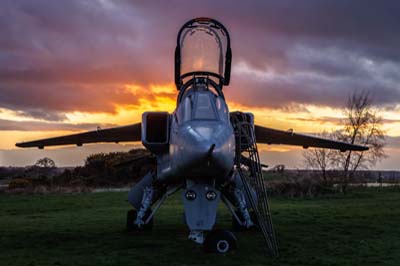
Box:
204, 229, 237, 254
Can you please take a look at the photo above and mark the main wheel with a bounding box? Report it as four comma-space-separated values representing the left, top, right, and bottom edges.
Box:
126, 209, 154, 231
204, 229, 237, 253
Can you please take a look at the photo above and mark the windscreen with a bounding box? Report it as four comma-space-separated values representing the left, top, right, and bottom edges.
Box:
179, 22, 228, 77
176, 91, 224, 123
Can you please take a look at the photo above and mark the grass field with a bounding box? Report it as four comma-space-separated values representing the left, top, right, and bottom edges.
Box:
1, 188, 400, 266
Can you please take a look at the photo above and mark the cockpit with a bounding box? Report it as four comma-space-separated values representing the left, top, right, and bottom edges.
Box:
176, 85, 229, 124
174, 18, 232, 125
175, 18, 232, 89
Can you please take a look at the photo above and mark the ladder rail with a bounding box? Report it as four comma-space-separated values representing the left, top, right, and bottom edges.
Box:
231, 112, 278, 256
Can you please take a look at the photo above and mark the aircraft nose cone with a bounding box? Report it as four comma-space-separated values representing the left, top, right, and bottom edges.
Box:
172, 122, 235, 178
182, 124, 226, 159
185, 138, 217, 163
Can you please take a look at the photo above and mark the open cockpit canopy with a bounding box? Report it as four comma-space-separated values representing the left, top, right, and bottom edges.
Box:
175, 18, 232, 89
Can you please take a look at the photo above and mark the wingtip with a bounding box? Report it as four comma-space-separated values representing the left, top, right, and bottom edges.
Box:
354, 146, 369, 151
15, 142, 29, 148
15, 142, 43, 149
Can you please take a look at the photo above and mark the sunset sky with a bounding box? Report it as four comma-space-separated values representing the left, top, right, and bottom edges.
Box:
1, 0, 399, 169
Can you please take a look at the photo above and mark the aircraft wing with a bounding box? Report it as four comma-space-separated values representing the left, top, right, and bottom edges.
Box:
254, 125, 368, 152
15, 123, 141, 149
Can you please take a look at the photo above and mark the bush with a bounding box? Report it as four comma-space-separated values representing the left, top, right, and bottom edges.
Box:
8, 178, 32, 189
266, 177, 337, 198
5, 149, 156, 191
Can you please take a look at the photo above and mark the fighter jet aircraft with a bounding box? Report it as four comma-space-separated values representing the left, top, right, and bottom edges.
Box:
16, 18, 368, 255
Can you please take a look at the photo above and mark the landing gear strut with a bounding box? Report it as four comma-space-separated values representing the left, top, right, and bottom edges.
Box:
126, 209, 154, 231
232, 210, 258, 231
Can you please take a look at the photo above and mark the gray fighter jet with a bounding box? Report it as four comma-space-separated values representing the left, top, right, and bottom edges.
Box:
16, 18, 367, 255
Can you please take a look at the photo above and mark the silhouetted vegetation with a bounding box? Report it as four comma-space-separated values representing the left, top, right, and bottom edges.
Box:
302, 91, 387, 193
1, 149, 156, 192
34, 157, 56, 168
66, 148, 155, 187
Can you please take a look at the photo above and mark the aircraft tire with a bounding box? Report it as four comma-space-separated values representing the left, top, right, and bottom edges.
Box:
126, 209, 154, 231
204, 229, 237, 253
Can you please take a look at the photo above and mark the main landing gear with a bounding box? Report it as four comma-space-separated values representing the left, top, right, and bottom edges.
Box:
126, 209, 154, 231
127, 184, 156, 231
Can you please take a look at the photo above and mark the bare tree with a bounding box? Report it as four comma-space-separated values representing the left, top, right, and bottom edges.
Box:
35, 157, 56, 168
332, 90, 386, 193
302, 131, 334, 184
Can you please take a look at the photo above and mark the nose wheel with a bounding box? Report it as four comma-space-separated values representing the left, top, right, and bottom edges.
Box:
204, 229, 237, 253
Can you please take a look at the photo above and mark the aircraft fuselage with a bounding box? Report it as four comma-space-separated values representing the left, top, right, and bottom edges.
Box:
155, 83, 235, 182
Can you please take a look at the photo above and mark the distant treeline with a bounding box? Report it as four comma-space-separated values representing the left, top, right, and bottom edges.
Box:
263, 169, 400, 197
278, 169, 400, 183
1, 149, 156, 189
1, 149, 399, 196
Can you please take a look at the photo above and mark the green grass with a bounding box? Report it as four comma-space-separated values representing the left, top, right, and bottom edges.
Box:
1, 188, 400, 266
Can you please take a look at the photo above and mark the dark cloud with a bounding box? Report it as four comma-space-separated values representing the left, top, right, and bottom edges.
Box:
288, 116, 342, 125
15, 109, 67, 121
0, 82, 140, 115
0, 118, 116, 131
227, 59, 400, 108
1, 0, 400, 118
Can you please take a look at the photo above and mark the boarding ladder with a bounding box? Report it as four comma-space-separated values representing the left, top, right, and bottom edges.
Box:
230, 112, 278, 256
